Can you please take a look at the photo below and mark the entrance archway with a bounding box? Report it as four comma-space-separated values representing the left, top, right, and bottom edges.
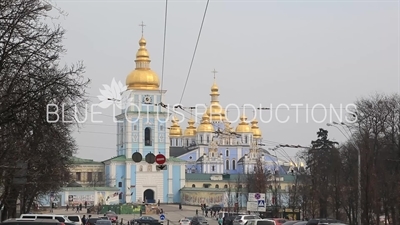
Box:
143, 189, 155, 203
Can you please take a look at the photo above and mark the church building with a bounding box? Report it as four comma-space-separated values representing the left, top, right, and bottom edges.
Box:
102, 34, 186, 204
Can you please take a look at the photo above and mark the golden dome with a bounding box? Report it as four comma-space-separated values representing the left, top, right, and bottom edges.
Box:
251, 119, 262, 139
126, 36, 160, 90
197, 114, 215, 133
169, 116, 182, 137
206, 81, 226, 122
184, 118, 197, 136
236, 115, 252, 133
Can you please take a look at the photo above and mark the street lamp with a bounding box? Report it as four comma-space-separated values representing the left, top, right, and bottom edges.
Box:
327, 122, 361, 225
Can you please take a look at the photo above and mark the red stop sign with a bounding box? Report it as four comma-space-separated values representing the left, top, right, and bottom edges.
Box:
155, 154, 166, 165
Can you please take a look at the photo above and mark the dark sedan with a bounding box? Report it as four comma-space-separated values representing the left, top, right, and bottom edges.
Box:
131, 216, 162, 225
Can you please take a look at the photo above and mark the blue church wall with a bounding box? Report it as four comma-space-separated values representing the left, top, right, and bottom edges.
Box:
177, 151, 197, 161
162, 169, 168, 203
116, 165, 125, 203
196, 164, 202, 173
130, 164, 137, 202
172, 165, 181, 203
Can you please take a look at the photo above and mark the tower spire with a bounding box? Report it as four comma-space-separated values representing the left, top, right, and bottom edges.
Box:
139, 21, 146, 36
212, 69, 218, 80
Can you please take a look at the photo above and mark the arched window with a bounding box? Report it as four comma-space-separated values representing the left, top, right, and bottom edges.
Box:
119, 192, 123, 199
145, 127, 152, 146
224, 184, 228, 188
232, 160, 236, 170
207, 135, 209, 143
133, 125, 137, 130
226, 149, 229, 156
244, 136, 248, 143
226, 160, 230, 170
186, 139, 189, 146
147, 165, 152, 171
192, 184, 196, 188
160, 125, 164, 131
215, 184, 219, 188
211, 153, 215, 157
200, 135, 203, 143
212, 166, 215, 171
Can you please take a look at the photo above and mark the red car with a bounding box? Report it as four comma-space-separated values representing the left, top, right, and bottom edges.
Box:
105, 211, 118, 223
266, 219, 287, 225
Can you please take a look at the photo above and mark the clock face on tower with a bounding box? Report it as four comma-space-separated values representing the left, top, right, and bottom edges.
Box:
143, 95, 153, 104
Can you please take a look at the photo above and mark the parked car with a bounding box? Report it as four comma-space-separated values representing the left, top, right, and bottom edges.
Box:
190, 216, 208, 225
86, 218, 103, 225
233, 215, 261, 225
224, 214, 243, 225
179, 218, 191, 225
244, 219, 276, 225
66, 215, 82, 225
105, 211, 118, 223
131, 216, 162, 225
95, 220, 113, 225
306, 219, 341, 225
263, 218, 287, 225
20, 214, 71, 223
292, 222, 307, 225
1, 219, 62, 225
282, 221, 301, 225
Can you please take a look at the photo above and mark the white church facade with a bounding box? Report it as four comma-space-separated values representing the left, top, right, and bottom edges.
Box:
99, 31, 297, 206
102, 35, 186, 204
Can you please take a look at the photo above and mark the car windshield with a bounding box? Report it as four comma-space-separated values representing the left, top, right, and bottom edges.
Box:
68, 217, 79, 222
181, 220, 190, 222
234, 216, 242, 220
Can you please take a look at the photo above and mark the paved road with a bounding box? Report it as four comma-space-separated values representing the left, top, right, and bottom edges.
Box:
50, 205, 218, 225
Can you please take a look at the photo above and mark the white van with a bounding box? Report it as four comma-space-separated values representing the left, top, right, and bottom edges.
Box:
20, 214, 71, 223
66, 215, 82, 225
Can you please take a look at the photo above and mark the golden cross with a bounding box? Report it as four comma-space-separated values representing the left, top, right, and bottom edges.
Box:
139, 21, 146, 35
211, 69, 218, 79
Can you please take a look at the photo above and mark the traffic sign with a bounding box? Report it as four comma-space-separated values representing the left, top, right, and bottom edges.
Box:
255, 193, 261, 200
145, 153, 156, 164
160, 214, 165, 220
155, 154, 166, 165
132, 152, 143, 163
257, 200, 265, 207
156, 165, 167, 170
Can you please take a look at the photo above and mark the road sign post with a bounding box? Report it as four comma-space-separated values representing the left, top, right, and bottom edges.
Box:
155, 154, 166, 165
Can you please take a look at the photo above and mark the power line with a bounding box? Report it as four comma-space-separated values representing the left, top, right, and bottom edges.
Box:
179, 0, 210, 104
160, 0, 169, 101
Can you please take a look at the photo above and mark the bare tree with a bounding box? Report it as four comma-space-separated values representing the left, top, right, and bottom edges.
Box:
0, 0, 89, 219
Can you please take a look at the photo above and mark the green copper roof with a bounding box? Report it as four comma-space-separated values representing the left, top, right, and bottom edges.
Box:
71, 156, 103, 165
167, 157, 186, 162
102, 155, 127, 163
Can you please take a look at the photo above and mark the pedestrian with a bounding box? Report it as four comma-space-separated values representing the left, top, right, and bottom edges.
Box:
205, 209, 208, 217
76, 205, 80, 213
218, 217, 223, 225
85, 201, 87, 209
79, 203, 83, 211
82, 215, 86, 225
179, 203, 182, 210
157, 199, 160, 207
196, 209, 198, 215
66, 204, 69, 211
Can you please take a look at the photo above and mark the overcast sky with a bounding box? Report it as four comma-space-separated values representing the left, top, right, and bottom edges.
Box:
51, 0, 398, 162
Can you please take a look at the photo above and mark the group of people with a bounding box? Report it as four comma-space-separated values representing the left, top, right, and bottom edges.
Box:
65, 201, 88, 213
199, 204, 221, 218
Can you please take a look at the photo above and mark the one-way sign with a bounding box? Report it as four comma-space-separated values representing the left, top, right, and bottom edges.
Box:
156, 164, 167, 170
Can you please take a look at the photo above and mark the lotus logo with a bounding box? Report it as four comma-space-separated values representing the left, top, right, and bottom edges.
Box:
97, 78, 132, 109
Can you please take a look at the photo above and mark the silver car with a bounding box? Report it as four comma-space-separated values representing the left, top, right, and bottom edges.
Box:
233, 215, 260, 225
179, 218, 191, 225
